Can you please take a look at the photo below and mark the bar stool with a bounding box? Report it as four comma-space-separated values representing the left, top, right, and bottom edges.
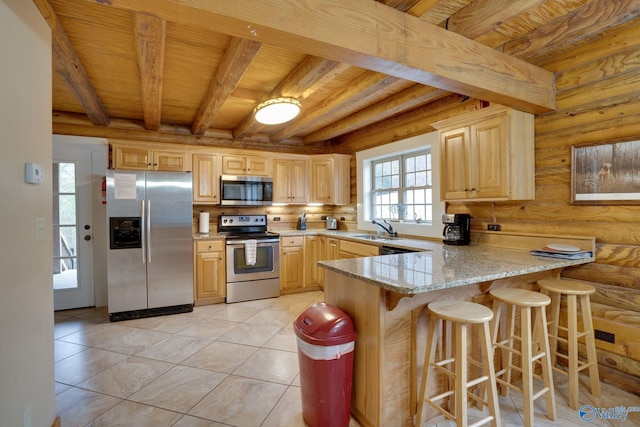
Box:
537, 278, 601, 410
489, 288, 556, 427
416, 300, 501, 427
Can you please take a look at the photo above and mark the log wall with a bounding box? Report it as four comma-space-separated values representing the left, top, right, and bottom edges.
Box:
338, 20, 640, 395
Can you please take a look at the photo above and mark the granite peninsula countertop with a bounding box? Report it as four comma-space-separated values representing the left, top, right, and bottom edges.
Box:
318, 244, 594, 295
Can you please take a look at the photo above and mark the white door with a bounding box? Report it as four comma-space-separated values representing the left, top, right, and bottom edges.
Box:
53, 150, 95, 310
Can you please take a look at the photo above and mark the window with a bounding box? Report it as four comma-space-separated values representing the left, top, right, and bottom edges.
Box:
356, 132, 444, 239
372, 151, 432, 222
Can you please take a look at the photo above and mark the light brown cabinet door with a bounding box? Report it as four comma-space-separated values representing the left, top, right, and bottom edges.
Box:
273, 159, 309, 203
195, 251, 225, 300
310, 159, 333, 203
222, 155, 271, 176
304, 235, 323, 287
193, 154, 219, 203
273, 159, 292, 203
440, 127, 470, 200
470, 115, 508, 199
113, 145, 154, 170
154, 150, 188, 171
280, 245, 305, 290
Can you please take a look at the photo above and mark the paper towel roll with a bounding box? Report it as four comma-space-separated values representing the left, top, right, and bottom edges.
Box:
199, 212, 210, 234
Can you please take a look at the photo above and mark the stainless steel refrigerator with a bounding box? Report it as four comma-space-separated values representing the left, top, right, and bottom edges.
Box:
106, 170, 193, 321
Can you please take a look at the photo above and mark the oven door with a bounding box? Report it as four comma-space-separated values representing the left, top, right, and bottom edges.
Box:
226, 238, 280, 283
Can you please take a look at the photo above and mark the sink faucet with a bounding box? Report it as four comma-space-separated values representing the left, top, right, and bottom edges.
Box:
371, 219, 398, 237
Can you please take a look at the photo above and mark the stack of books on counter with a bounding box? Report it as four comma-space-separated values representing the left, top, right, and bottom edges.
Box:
530, 243, 593, 260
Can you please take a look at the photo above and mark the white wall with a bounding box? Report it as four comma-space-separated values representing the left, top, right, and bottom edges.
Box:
0, 1, 55, 426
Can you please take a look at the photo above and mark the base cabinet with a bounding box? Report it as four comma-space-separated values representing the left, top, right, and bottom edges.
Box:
194, 240, 226, 305
280, 236, 305, 293
304, 235, 325, 289
339, 239, 380, 258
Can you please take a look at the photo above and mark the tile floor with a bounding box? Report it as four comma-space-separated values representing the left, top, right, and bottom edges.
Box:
54, 292, 640, 427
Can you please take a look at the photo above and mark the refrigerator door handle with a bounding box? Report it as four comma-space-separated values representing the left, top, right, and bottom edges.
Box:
141, 200, 146, 264
147, 200, 152, 263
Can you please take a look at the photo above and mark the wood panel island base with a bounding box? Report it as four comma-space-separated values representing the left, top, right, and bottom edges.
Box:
319, 233, 595, 427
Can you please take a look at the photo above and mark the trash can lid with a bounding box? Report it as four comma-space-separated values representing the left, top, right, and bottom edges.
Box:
294, 302, 356, 345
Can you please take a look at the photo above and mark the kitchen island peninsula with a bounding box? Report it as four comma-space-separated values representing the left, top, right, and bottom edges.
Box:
318, 232, 595, 427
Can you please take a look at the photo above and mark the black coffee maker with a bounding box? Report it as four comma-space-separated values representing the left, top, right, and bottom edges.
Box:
442, 213, 471, 245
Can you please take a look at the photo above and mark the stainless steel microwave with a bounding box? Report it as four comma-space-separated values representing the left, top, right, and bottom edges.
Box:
220, 175, 273, 206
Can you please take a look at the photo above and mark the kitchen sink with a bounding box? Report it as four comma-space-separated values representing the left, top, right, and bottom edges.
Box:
352, 234, 399, 241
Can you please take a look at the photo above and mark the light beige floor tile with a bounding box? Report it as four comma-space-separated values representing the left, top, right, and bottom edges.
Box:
188, 375, 287, 425
55, 387, 121, 427
182, 341, 258, 373
86, 400, 182, 427
55, 347, 128, 385
263, 324, 298, 352
54, 382, 71, 395
119, 313, 196, 333
234, 347, 299, 385
245, 308, 297, 328
176, 318, 240, 339
129, 365, 227, 413
173, 415, 228, 427
54, 318, 88, 339
56, 322, 132, 347
77, 356, 174, 398
135, 334, 212, 363
218, 322, 281, 347
54, 339, 87, 362
261, 386, 306, 427
94, 327, 172, 355
207, 304, 263, 322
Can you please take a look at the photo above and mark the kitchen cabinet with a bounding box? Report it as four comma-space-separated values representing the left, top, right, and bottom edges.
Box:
304, 235, 325, 289
339, 239, 379, 258
194, 240, 226, 305
273, 158, 309, 204
221, 154, 271, 176
309, 154, 351, 205
111, 143, 190, 171
433, 105, 534, 202
325, 237, 341, 262
192, 153, 219, 204
280, 236, 305, 293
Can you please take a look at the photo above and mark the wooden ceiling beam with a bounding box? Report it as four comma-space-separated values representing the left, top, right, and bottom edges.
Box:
33, 0, 110, 126
446, 0, 547, 40
304, 85, 448, 144
191, 37, 262, 135
132, 13, 166, 131
84, 0, 556, 114
377, 0, 424, 13
407, 0, 444, 17
272, 72, 404, 141
502, 0, 640, 62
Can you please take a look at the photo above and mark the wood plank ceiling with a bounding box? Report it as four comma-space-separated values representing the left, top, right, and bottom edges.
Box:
35, 0, 640, 153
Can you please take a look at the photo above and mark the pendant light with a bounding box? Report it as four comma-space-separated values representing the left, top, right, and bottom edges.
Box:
253, 97, 301, 125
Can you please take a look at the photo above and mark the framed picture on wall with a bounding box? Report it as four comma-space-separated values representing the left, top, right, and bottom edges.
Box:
572, 139, 640, 205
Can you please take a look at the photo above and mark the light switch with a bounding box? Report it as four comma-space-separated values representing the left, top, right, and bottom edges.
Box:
35, 218, 45, 242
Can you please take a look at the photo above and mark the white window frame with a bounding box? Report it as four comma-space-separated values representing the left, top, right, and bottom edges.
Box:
356, 132, 445, 239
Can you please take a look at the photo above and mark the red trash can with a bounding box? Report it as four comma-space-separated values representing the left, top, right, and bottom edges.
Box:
293, 302, 356, 427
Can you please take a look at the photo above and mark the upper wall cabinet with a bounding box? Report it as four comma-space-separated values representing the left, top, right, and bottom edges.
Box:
110, 142, 190, 172
221, 155, 271, 176
192, 153, 219, 204
432, 105, 535, 202
273, 158, 309, 204
310, 154, 351, 205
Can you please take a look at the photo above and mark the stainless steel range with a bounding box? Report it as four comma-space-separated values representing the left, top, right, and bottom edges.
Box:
218, 214, 280, 303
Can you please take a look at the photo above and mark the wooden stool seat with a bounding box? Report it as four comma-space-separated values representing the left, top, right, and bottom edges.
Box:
537, 279, 601, 410
416, 300, 501, 427
489, 288, 556, 427
537, 278, 595, 295
490, 288, 551, 307
428, 300, 494, 324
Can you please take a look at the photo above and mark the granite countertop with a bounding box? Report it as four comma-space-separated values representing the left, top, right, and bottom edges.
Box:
318, 244, 594, 295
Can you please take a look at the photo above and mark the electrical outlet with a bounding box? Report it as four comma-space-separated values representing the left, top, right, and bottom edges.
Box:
321, 215, 327, 220
595, 329, 615, 343
487, 224, 501, 231
340, 217, 345, 221
273, 217, 280, 221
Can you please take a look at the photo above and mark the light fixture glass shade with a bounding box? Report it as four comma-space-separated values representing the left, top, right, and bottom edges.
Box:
253, 97, 301, 125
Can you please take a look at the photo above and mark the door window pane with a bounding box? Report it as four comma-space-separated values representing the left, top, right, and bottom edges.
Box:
53, 162, 78, 290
